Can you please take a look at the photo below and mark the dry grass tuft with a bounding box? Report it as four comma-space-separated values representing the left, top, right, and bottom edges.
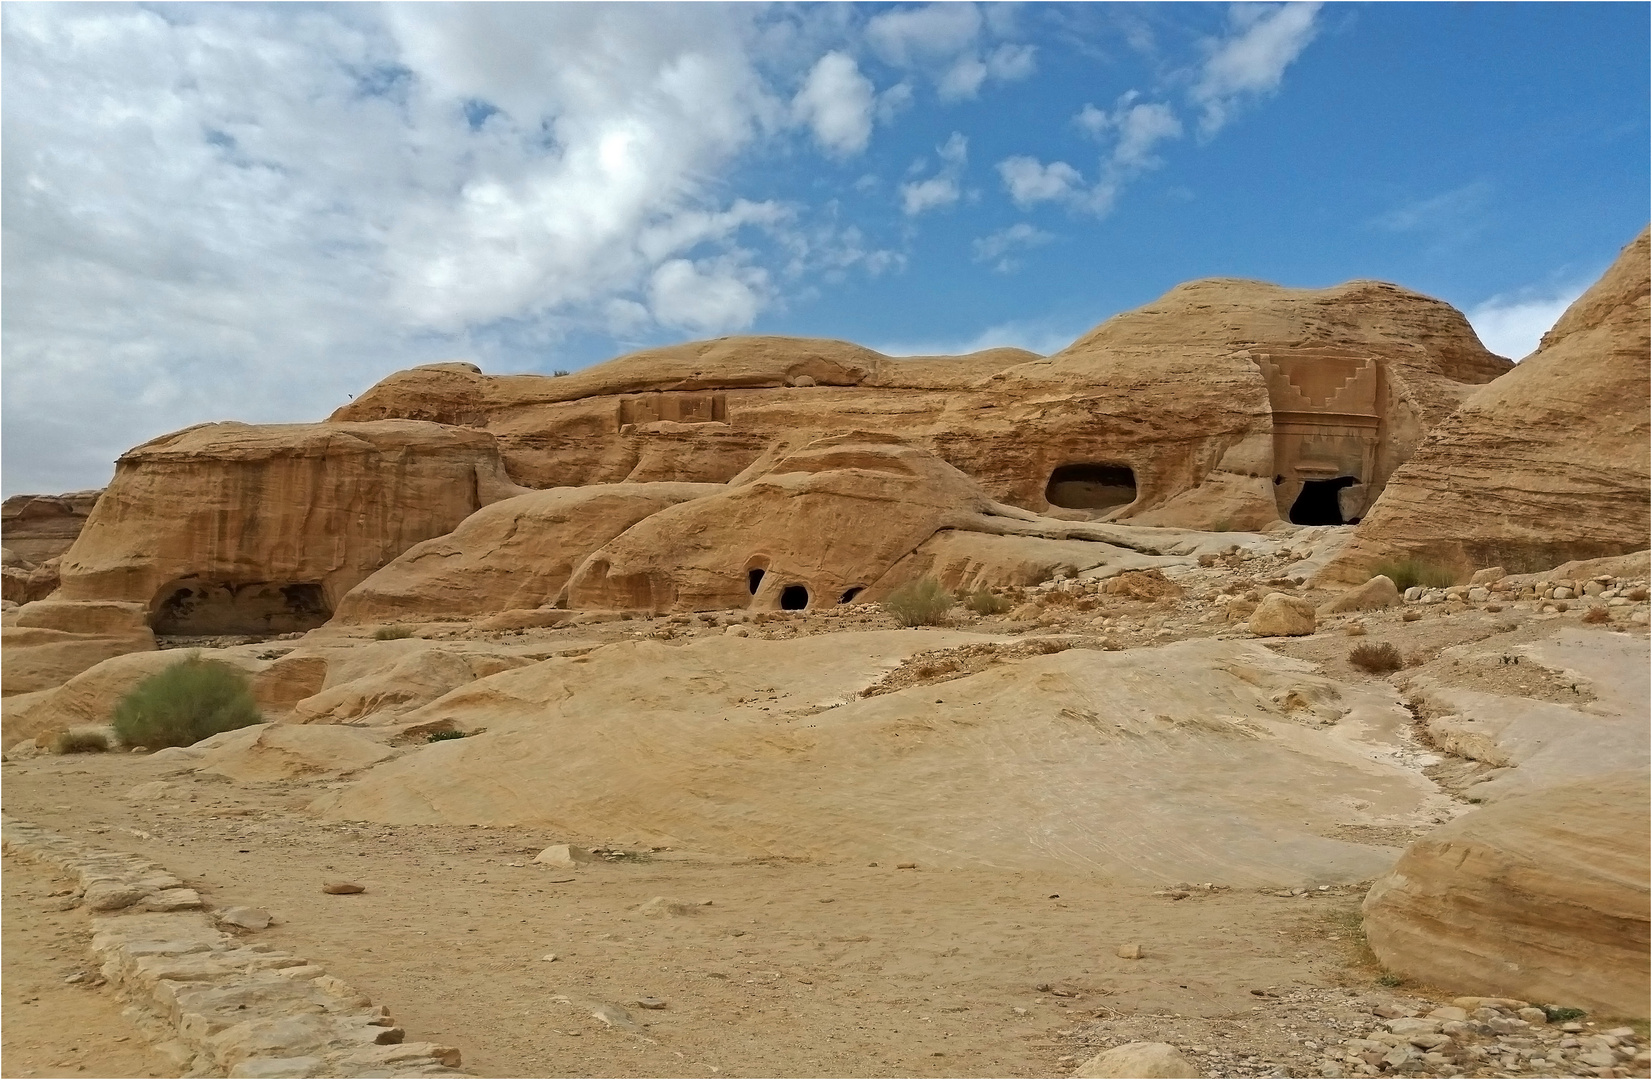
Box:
53, 729, 110, 754
1582, 606, 1611, 624
1349, 642, 1404, 674
882, 578, 955, 627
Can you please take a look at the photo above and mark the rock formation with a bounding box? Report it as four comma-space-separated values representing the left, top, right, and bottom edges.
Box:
55, 420, 524, 633
334, 281, 1509, 532
1, 489, 100, 564
1363, 770, 1650, 1015
1321, 228, 1651, 582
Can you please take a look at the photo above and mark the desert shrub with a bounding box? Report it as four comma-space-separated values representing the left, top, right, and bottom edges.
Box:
111, 656, 262, 749
1349, 642, 1404, 674
1041, 589, 1075, 606
1373, 560, 1457, 591
53, 729, 109, 755
882, 578, 955, 627
1582, 606, 1611, 624
1627, 586, 1649, 602
1542, 1006, 1586, 1024
963, 590, 1011, 616
373, 625, 415, 640
427, 729, 470, 743
1376, 971, 1407, 988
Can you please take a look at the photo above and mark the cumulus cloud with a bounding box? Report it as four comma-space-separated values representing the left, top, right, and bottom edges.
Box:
971, 223, 1054, 273
0, 4, 900, 495
866, 3, 1035, 102
900, 132, 968, 216
1467, 284, 1587, 362
793, 51, 876, 157
1078, 93, 1184, 169
997, 156, 1085, 208
1192, 2, 1322, 135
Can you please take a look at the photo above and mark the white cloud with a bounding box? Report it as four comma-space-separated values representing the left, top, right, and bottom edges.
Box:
1076, 92, 1183, 169
1373, 182, 1493, 234
865, 3, 1034, 102
900, 132, 968, 216
793, 51, 875, 157
1193, 2, 1322, 135
648, 257, 770, 334
971, 223, 1054, 273
998, 156, 1084, 207
0, 4, 899, 495
1467, 284, 1587, 362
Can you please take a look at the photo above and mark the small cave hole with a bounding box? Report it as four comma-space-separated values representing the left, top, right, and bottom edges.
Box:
780, 585, 810, 610
1289, 476, 1358, 526
839, 586, 864, 605
1045, 463, 1137, 510
748, 568, 766, 594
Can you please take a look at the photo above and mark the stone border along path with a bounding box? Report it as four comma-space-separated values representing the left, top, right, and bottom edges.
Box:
1, 815, 465, 1079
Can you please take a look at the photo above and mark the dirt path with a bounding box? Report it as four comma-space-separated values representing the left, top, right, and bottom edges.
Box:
3, 752, 1392, 1078
2, 854, 173, 1078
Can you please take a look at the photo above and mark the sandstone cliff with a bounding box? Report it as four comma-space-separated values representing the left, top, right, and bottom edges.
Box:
56, 421, 524, 633
333, 280, 1508, 532
1320, 228, 1651, 581
1, 489, 101, 564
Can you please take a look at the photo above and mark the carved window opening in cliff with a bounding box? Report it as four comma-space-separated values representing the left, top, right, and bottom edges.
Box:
780, 585, 810, 610
1045, 464, 1137, 510
151, 578, 330, 636
1289, 477, 1359, 526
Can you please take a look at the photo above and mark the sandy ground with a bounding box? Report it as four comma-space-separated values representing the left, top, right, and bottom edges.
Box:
2, 749, 1408, 1079
2, 854, 173, 1078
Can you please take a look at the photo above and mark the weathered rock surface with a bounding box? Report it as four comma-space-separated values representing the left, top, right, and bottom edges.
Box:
1075, 1042, 1195, 1078
1249, 593, 1316, 636
1363, 770, 1650, 1016
335, 281, 1508, 532
311, 632, 1451, 884
1, 489, 101, 565
1322, 228, 1651, 581
0, 624, 158, 700
334, 482, 721, 623
55, 421, 525, 632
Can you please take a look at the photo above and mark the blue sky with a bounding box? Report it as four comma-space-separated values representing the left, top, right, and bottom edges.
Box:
3, 2, 1647, 496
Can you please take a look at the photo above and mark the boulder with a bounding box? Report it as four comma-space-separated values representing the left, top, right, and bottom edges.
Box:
333, 482, 720, 623
533, 845, 596, 869
1248, 593, 1316, 636
55, 420, 525, 632
1362, 771, 1650, 1016
1318, 575, 1401, 615
1322, 228, 1651, 581
1469, 566, 1507, 585
1074, 1042, 1195, 1079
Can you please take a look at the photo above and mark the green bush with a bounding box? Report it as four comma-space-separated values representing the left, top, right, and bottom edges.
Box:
1542, 1006, 1586, 1024
882, 578, 955, 627
963, 589, 1011, 616
373, 625, 415, 640
1372, 560, 1457, 591
427, 729, 470, 743
53, 729, 109, 754
111, 656, 263, 749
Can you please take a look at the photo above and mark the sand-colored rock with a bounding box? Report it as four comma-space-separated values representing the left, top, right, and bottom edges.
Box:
0, 625, 157, 699
1318, 574, 1401, 615
164, 723, 397, 782
1248, 593, 1316, 636
55, 421, 525, 632
1, 489, 101, 565
13, 600, 149, 636
1, 646, 329, 749
288, 644, 531, 725
1363, 770, 1650, 1016
1075, 1042, 1195, 1079
333, 482, 721, 623
335, 281, 1508, 532
1322, 228, 1651, 582
312, 632, 1451, 884
1, 555, 63, 606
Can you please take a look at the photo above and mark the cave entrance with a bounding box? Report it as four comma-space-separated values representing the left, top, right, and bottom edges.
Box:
779, 585, 809, 610
1045, 463, 1137, 510
1289, 477, 1359, 526
151, 578, 331, 636
748, 568, 766, 594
